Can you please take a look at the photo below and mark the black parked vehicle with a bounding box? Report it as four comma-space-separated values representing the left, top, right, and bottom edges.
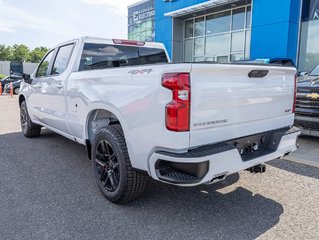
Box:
1, 77, 21, 93
4, 80, 21, 95
295, 63, 319, 137
238, 58, 296, 67
1, 76, 10, 92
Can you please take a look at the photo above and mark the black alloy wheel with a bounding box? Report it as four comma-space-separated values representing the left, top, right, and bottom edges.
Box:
94, 140, 120, 192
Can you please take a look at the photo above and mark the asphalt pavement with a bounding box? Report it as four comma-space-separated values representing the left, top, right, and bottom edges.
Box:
285, 135, 319, 168
0, 95, 319, 240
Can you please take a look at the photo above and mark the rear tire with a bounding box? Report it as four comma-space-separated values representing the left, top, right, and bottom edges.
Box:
91, 125, 146, 204
20, 101, 41, 138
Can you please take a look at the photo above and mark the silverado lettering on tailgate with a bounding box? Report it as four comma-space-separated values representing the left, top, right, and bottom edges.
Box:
194, 119, 228, 127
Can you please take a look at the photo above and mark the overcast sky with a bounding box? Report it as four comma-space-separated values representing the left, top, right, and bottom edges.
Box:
0, 0, 138, 49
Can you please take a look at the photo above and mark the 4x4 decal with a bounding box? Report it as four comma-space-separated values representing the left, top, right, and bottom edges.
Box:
128, 69, 152, 75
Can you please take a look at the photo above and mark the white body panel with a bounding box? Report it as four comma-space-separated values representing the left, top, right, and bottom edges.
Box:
189, 64, 296, 147
20, 37, 299, 185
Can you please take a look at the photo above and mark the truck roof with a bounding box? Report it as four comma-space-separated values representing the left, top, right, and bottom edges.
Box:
51, 36, 166, 51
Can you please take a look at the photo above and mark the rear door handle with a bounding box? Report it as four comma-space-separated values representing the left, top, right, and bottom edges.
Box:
33, 84, 42, 89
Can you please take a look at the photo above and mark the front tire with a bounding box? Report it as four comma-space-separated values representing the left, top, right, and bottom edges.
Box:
14, 88, 20, 95
20, 101, 41, 138
92, 125, 146, 204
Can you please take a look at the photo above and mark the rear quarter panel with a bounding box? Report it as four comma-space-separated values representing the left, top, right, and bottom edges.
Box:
66, 64, 192, 171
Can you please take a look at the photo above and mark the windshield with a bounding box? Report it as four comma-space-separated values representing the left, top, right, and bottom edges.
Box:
310, 64, 319, 76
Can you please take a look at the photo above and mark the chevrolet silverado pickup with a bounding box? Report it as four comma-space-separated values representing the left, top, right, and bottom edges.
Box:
19, 37, 300, 204
295, 63, 319, 136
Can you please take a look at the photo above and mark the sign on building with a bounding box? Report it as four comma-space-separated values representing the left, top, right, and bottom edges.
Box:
128, 0, 155, 42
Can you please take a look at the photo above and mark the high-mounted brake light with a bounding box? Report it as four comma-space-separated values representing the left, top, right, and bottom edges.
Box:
112, 39, 145, 46
293, 74, 297, 113
162, 73, 190, 132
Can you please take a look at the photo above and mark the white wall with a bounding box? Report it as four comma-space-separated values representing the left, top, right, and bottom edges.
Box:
0, 61, 38, 76
0, 61, 10, 76
23, 62, 38, 74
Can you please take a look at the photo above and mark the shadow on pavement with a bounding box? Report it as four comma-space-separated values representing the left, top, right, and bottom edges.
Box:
0, 130, 283, 240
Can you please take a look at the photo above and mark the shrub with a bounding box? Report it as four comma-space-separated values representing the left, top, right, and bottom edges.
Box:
0, 74, 7, 79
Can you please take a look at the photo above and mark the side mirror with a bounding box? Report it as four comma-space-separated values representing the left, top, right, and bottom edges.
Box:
298, 71, 309, 77
23, 73, 32, 84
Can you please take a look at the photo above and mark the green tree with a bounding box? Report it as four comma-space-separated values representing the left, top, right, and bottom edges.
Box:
11, 44, 30, 62
0, 44, 13, 61
28, 47, 49, 63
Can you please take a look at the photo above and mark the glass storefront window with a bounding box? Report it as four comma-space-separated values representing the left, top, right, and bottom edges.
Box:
184, 3, 251, 62
245, 30, 251, 59
299, 20, 319, 71
135, 32, 141, 40
231, 31, 244, 52
205, 57, 216, 62
217, 56, 229, 63
232, 8, 245, 31
185, 20, 194, 38
194, 37, 204, 56
246, 6, 251, 28
140, 31, 147, 40
206, 33, 230, 57
184, 39, 193, 62
206, 11, 231, 35
194, 57, 205, 62
194, 17, 205, 37
146, 20, 152, 29
146, 29, 153, 37
231, 53, 244, 61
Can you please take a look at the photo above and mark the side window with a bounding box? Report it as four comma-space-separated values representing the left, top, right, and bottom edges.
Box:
36, 50, 54, 77
51, 44, 75, 75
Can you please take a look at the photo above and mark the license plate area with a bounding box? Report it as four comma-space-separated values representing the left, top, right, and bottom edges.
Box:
227, 128, 288, 161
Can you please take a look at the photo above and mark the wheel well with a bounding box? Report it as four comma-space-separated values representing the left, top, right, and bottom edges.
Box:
19, 95, 25, 106
86, 109, 121, 145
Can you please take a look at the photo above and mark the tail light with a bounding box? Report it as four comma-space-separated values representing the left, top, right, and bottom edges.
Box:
293, 74, 297, 113
162, 73, 190, 131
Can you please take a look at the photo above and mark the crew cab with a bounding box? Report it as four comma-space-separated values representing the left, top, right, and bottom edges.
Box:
295, 63, 319, 136
19, 37, 300, 204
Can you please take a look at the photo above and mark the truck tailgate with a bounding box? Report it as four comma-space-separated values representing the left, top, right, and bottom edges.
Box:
190, 64, 296, 147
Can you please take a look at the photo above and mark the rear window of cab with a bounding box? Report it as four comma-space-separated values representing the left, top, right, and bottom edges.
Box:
79, 43, 168, 71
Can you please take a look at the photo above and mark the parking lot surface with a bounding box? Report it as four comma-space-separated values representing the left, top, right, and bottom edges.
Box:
0, 95, 319, 240
285, 136, 319, 168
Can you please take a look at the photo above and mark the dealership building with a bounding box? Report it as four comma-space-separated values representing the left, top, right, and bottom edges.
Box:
128, 0, 319, 71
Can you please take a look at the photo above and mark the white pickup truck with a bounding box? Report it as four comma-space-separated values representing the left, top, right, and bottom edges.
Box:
19, 37, 300, 204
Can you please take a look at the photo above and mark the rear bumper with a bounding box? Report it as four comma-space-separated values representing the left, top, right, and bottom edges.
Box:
148, 127, 300, 186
